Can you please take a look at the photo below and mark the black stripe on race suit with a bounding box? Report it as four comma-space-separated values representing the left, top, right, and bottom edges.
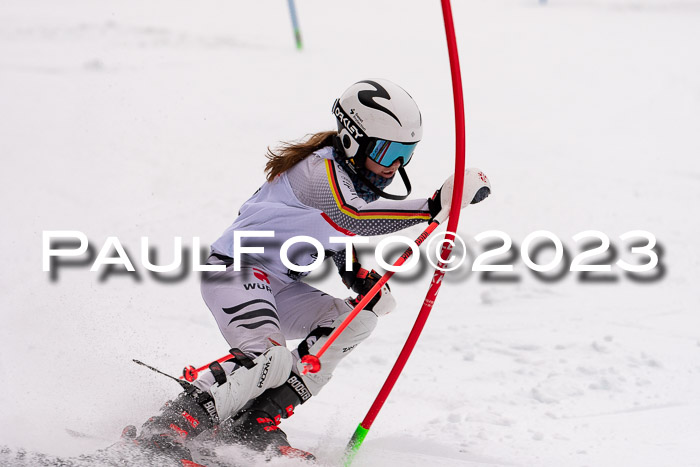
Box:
228, 309, 279, 326
223, 299, 277, 315
238, 320, 280, 330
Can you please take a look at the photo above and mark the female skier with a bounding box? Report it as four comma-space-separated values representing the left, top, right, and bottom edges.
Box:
133, 79, 491, 462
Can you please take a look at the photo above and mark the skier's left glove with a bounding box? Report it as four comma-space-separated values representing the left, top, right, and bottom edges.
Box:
428, 168, 492, 222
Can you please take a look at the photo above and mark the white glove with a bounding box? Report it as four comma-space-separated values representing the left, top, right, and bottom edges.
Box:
345, 283, 396, 317
428, 168, 491, 222
369, 284, 396, 316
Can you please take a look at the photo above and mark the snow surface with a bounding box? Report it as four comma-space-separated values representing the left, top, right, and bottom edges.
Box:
1, 0, 700, 466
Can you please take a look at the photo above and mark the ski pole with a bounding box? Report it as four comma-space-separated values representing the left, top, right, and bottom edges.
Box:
345, 0, 466, 462
299, 210, 449, 375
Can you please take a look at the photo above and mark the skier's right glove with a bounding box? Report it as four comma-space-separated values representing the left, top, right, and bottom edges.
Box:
341, 262, 382, 294
428, 168, 492, 222
350, 267, 383, 295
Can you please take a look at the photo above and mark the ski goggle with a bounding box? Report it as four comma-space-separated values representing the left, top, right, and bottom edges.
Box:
366, 139, 418, 168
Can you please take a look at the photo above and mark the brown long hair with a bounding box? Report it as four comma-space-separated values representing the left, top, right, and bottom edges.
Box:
265, 130, 337, 182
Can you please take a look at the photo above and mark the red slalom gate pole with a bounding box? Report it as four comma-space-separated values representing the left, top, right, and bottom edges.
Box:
344, 0, 466, 462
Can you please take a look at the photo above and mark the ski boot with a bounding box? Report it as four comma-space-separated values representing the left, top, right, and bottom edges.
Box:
129, 388, 218, 464
220, 372, 315, 461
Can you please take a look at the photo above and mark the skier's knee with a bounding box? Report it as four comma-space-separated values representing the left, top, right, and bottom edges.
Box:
330, 309, 378, 351
297, 309, 377, 395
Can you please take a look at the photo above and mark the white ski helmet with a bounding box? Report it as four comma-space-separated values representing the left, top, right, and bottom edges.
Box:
332, 79, 422, 169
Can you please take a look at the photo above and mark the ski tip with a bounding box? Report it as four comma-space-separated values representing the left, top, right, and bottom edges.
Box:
120, 425, 137, 440
181, 460, 207, 467
278, 445, 316, 461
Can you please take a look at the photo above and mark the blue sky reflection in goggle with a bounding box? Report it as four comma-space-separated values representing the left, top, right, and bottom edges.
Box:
367, 139, 418, 168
